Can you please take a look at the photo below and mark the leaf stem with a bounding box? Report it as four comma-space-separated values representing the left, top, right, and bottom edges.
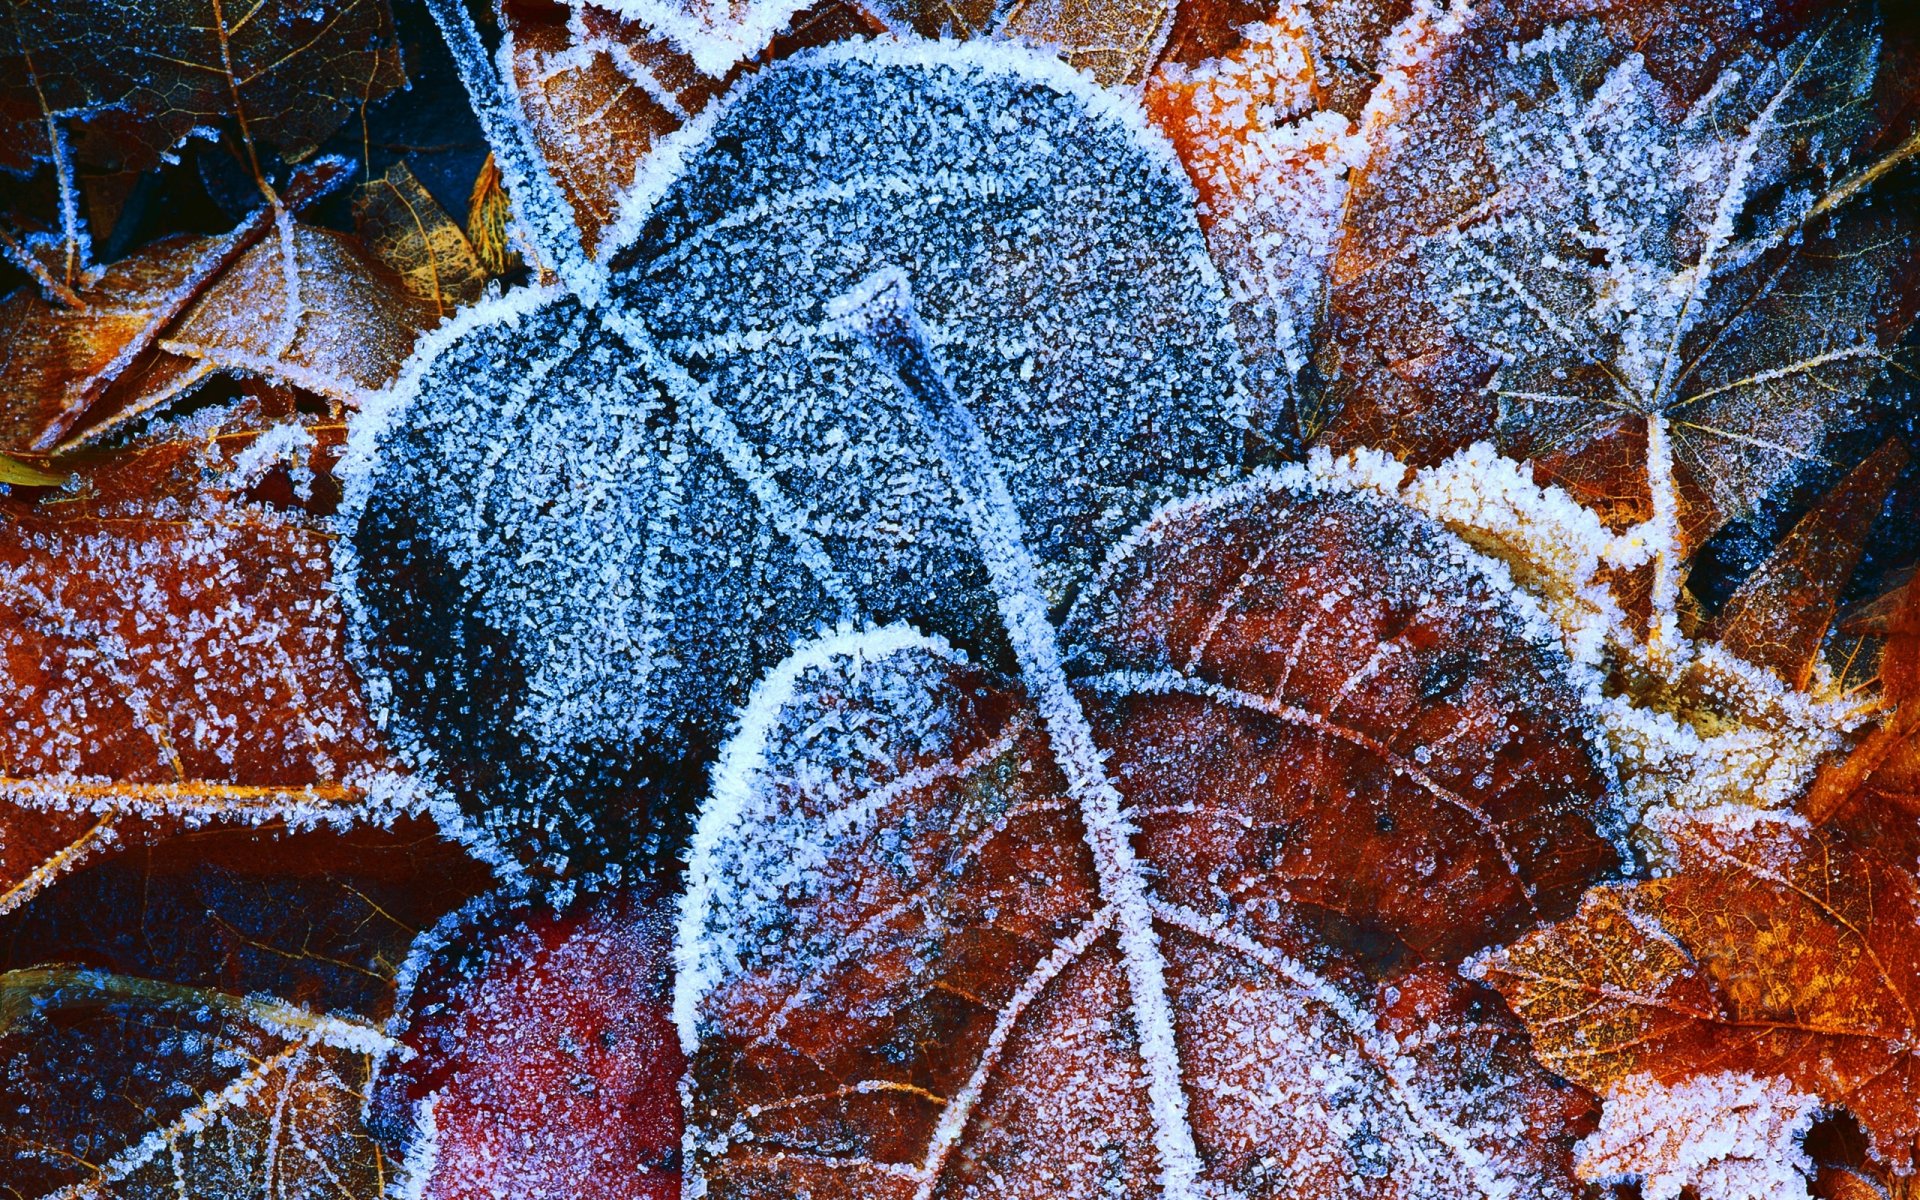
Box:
835, 269, 1205, 1200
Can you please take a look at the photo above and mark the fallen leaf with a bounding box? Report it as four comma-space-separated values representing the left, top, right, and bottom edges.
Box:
0, 819, 491, 1199
675, 470, 1621, 1198
343, 46, 1250, 869
1472, 808, 1920, 1174
355, 160, 489, 313
370, 884, 682, 1200
465, 152, 520, 277
1315, 6, 1912, 574
500, 0, 725, 260
0, 420, 403, 840
1708, 439, 1908, 689
0, 158, 352, 453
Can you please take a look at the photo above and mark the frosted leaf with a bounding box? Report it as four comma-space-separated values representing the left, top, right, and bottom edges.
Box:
343, 43, 1248, 868
676, 625, 1597, 1198
580, 0, 820, 77
370, 886, 682, 1200
675, 473, 1623, 1199
1577, 1072, 1822, 1200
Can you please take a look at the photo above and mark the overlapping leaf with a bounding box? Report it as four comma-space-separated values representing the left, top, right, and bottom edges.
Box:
1474, 804, 1920, 1175
343, 45, 1249, 868
0, 820, 491, 1199
675, 472, 1622, 1198
1314, 6, 1912, 566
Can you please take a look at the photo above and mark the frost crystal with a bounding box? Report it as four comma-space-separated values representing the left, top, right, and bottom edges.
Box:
1578, 1072, 1822, 1200
341, 41, 1248, 866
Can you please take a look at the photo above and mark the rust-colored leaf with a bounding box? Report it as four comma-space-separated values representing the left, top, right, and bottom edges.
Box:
1473, 808, 1920, 1174
355, 160, 489, 314
465, 152, 520, 277
1709, 438, 1908, 689
0, 158, 352, 453
0, 421, 401, 832
677, 475, 1621, 1198
502, 0, 725, 260
155, 220, 444, 406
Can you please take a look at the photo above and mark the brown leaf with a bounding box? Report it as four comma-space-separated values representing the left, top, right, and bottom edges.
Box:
1709, 439, 1908, 689
1473, 808, 1920, 1173
0, 819, 492, 1199
156, 220, 444, 405
1315, 2, 1912, 559
0, 158, 351, 453
0, 421, 400, 826
355, 160, 489, 313
502, 0, 725, 260
995, 0, 1173, 87
677, 476, 1620, 1198
0, 0, 404, 181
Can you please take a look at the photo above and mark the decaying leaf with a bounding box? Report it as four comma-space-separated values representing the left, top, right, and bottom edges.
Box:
343, 45, 1249, 869
355, 160, 490, 313
371, 885, 683, 1200
1473, 807, 1920, 1175
675, 471, 1621, 1198
1316, 6, 1913, 588
466, 153, 520, 277
0, 820, 491, 1199
0, 420, 403, 840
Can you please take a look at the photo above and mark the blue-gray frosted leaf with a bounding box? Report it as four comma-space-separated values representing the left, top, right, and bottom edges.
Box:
341, 43, 1249, 869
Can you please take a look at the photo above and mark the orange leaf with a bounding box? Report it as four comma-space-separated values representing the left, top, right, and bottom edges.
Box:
1473, 807, 1920, 1173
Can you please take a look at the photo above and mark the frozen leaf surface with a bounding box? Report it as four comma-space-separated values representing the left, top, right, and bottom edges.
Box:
1473, 807, 1920, 1172
0, 421, 404, 853
1316, 8, 1911, 587
675, 472, 1622, 1199
343, 43, 1248, 867
371, 885, 682, 1200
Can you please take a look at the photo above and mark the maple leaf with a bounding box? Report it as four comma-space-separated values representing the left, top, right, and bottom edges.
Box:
1472, 805, 1920, 1178
341, 45, 1249, 869
1311, 5, 1916, 655
369, 884, 683, 1200
673, 467, 1621, 1198
0, 819, 492, 1199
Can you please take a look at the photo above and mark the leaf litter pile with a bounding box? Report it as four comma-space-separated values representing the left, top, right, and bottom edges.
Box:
1, 0, 1918, 1197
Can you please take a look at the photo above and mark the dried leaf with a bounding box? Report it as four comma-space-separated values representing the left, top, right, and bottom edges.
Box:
0, 158, 351, 453
1317, 6, 1910, 560
0, 421, 402, 832
675, 472, 1622, 1198
0, 454, 63, 485
370, 886, 682, 1200
1473, 808, 1920, 1173
0, 820, 491, 1199
993, 0, 1173, 86
465, 152, 519, 277
500, 0, 724, 259
355, 160, 489, 313
1708, 438, 1907, 689
159, 220, 444, 404
344, 46, 1249, 868
0, 0, 405, 180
